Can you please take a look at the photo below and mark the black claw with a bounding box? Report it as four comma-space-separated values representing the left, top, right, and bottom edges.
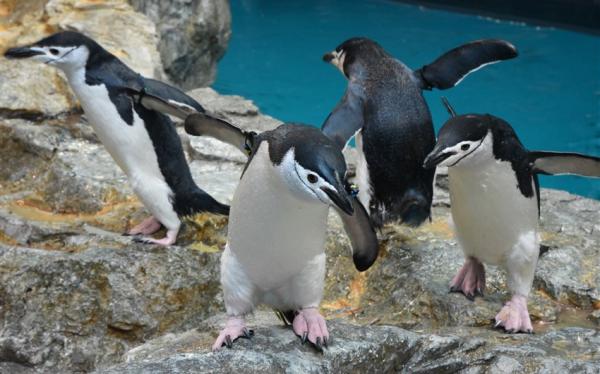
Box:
122, 232, 131, 237
301, 332, 308, 345
242, 328, 254, 339
449, 286, 458, 293
225, 335, 233, 348
315, 337, 323, 351
465, 293, 475, 301
323, 336, 329, 348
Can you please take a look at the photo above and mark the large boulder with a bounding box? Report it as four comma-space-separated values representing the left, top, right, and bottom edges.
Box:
129, 0, 231, 89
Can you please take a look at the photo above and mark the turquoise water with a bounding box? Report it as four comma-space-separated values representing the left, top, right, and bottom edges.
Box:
213, 0, 600, 199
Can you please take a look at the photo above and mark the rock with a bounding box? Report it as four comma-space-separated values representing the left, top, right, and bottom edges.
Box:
129, 0, 231, 89
0, 243, 221, 372
97, 313, 419, 373
97, 312, 600, 373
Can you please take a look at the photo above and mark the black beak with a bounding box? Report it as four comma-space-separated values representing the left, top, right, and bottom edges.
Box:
423, 147, 454, 169
4, 46, 44, 59
322, 52, 334, 62
321, 186, 354, 215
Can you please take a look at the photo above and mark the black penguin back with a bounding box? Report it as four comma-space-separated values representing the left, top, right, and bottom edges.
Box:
361, 60, 436, 227
134, 103, 229, 216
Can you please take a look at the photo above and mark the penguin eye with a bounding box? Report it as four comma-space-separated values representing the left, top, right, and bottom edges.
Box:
461, 144, 471, 151
307, 174, 318, 184
49, 48, 59, 55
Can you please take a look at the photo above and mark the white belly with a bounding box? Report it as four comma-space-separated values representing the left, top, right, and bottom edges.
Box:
65, 69, 178, 227
449, 160, 539, 265
227, 145, 329, 291
355, 131, 373, 211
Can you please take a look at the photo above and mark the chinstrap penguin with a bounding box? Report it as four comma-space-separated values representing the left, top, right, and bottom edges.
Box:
423, 103, 600, 333
5, 31, 229, 246
164, 112, 379, 351
322, 37, 517, 228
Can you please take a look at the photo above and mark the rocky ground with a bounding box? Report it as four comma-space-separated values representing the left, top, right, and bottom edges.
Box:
0, 1, 599, 373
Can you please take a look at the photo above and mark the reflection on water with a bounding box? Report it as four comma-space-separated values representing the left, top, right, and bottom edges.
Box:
214, 0, 600, 199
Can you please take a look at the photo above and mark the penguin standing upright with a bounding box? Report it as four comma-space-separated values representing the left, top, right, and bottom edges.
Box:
423, 103, 600, 332
322, 37, 517, 227
147, 110, 378, 351
5, 31, 228, 246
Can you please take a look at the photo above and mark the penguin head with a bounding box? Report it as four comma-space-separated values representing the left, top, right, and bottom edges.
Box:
323, 37, 387, 78
4, 31, 102, 72
270, 125, 354, 215
424, 114, 495, 169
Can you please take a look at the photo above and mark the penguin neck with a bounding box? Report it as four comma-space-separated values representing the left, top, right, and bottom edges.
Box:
63, 66, 89, 98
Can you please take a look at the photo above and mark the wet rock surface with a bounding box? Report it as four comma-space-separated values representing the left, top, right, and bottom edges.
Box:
0, 1, 599, 373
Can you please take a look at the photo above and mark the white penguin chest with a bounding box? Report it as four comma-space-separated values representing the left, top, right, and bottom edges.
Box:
355, 131, 373, 211
227, 145, 329, 290
66, 69, 163, 184
448, 160, 539, 265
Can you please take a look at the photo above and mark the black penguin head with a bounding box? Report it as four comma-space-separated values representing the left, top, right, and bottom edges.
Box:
322, 37, 387, 78
4, 31, 105, 72
424, 114, 495, 169
269, 125, 354, 215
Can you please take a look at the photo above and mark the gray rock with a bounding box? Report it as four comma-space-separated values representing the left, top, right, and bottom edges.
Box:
0, 243, 221, 372
98, 312, 420, 373
97, 313, 600, 373
130, 0, 231, 89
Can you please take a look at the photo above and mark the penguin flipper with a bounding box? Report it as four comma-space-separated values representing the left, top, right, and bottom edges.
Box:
338, 197, 379, 272
530, 151, 600, 177
322, 85, 365, 149
122, 78, 204, 119
185, 113, 252, 155
415, 39, 518, 90
143, 78, 205, 113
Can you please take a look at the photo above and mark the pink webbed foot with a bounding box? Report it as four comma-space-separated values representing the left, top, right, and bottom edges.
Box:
126, 216, 162, 236
449, 257, 486, 300
494, 294, 533, 333
212, 316, 254, 351
132, 229, 178, 246
292, 307, 329, 351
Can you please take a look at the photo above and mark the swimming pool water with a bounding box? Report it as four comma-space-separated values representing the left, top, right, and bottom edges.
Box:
213, 0, 600, 199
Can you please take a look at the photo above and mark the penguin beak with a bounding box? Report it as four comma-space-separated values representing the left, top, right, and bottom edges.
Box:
4, 46, 44, 59
321, 186, 354, 215
322, 52, 334, 62
423, 147, 454, 169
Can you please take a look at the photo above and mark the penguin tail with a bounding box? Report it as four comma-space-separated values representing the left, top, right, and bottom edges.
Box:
176, 189, 230, 217
396, 188, 431, 227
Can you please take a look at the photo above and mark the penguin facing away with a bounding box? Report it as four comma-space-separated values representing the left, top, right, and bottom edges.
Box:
142, 103, 378, 350
423, 101, 600, 333
5, 31, 229, 246
322, 37, 517, 228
